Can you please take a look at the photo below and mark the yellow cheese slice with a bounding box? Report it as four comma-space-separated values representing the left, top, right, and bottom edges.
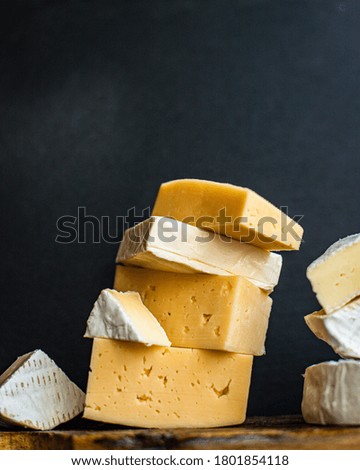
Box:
114, 265, 272, 355
83, 338, 253, 428
152, 179, 303, 251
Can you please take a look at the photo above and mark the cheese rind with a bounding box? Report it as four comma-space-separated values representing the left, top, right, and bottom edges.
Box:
114, 266, 272, 355
84, 338, 253, 428
302, 360, 360, 425
305, 298, 360, 359
117, 217, 282, 291
84, 289, 171, 347
151, 179, 303, 251
307, 234, 360, 313
0, 350, 85, 430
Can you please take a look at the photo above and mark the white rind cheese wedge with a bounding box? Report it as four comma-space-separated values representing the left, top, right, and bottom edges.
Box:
302, 360, 360, 425
117, 217, 282, 292
0, 350, 85, 430
307, 234, 360, 313
84, 289, 171, 347
305, 298, 360, 359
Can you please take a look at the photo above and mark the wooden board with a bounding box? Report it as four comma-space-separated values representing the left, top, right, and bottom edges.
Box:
1, 416, 360, 449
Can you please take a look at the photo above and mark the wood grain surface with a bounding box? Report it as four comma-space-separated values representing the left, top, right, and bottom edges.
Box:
1, 416, 360, 450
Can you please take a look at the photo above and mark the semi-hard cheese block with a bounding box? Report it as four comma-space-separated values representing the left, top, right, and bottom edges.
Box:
84, 338, 253, 428
0, 350, 85, 430
117, 216, 282, 291
114, 266, 272, 355
307, 234, 360, 313
302, 360, 360, 425
84, 289, 171, 347
152, 179, 303, 250
305, 298, 360, 359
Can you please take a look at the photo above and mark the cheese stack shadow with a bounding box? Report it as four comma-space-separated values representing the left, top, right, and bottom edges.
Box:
83, 179, 303, 428
302, 234, 360, 425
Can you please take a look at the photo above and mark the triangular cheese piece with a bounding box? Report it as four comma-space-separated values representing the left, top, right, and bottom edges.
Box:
84, 289, 171, 347
307, 234, 360, 313
305, 297, 360, 359
0, 350, 85, 430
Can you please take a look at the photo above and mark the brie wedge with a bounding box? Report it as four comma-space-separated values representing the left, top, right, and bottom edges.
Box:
117, 216, 282, 292
302, 360, 360, 425
307, 234, 360, 313
305, 297, 360, 359
84, 289, 171, 347
0, 349, 85, 430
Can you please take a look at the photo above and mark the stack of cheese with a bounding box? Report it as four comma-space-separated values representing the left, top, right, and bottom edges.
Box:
302, 234, 360, 425
83, 179, 303, 428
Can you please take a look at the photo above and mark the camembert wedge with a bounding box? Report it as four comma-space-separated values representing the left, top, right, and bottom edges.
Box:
305, 298, 360, 359
0, 350, 85, 430
84, 289, 171, 347
302, 360, 360, 425
307, 234, 360, 313
117, 216, 282, 291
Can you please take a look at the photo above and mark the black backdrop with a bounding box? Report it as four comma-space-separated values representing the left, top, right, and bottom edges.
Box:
1, 0, 360, 416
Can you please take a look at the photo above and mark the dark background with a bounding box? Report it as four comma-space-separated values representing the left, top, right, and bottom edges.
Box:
1, 0, 359, 417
